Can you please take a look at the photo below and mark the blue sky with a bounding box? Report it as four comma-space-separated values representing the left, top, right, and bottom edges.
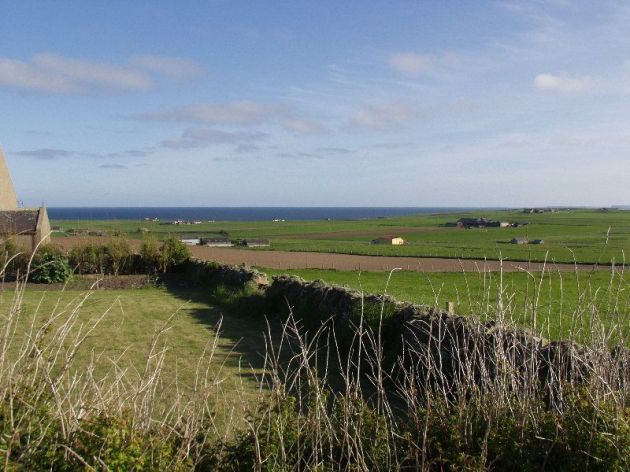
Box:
1, 0, 629, 207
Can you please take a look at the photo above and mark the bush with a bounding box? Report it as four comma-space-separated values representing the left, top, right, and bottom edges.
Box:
106, 236, 132, 275
0, 238, 29, 278
159, 237, 190, 273
29, 252, 73, 284
139, 236, 161, 274
68, 243, 108, 274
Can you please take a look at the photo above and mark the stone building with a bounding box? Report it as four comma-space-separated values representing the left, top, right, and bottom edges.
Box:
0, 147, 51, 251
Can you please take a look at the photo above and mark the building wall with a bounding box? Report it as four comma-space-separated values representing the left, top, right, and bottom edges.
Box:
35, 207, 51, 248
0, 148, 17, 210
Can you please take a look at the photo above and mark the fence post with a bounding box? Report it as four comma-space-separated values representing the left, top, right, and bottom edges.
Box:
446, 301, 455, 315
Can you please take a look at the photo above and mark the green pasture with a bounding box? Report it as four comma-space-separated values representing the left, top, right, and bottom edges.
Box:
52, 209, 630, 264
263, 267, 630, 344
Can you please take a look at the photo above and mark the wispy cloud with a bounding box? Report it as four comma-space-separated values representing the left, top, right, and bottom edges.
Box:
389, 52, 434, 76
276, 151, 323, 160
12, 148, 76, 160
533, 73, 595, 93
316, 147, 353, 155
161, 127, 268, 149
388, 51, 463, 78
103, 148, 156, 158
99, 164, 128, 169
282, 118, 327, 134
0, 53, 201, 95
12, 147, 156, 160
130, 55, 202, 80
136, 101, 287, 125
134, 100, 326, 134
351, 101, 416, 130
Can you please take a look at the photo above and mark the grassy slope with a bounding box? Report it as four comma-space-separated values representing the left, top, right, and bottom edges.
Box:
52, 209, 630, 264
1, 287, 267, 406
263, 267, 630, 343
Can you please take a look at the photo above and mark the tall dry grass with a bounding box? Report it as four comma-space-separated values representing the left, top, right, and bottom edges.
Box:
0, 250, 629, 470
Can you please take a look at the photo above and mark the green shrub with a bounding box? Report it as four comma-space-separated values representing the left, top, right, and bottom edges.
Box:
29, 250, 73, 284
106, 236, 132, 275
68, 243, 108, 274
159, 237, 190, 273
0, 238, 29, 277
139, 236, 161, 274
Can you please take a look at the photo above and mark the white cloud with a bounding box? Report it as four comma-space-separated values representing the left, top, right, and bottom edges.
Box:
280, 118, 326, 134
533, 73, 595, 93
0, 54, 153, 94
136, 100, 325, 134
137, 101, 288, 125
351, 101, 416, 130
161, 127, 268, 149
388, 52, 434, 76
130, 55, 202, 79
0, 53, 202, 95
36, 54, 152, 90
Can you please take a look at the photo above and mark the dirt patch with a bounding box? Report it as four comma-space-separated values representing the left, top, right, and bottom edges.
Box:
0, 274, 154, 291
187, 247, 595, 273
54, 236, 597, 273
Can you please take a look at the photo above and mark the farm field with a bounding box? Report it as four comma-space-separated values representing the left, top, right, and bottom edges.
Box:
262, 267, 630, 344
0, 286, 267, 413
52, 209, 630, 264
53, 236, 598, 273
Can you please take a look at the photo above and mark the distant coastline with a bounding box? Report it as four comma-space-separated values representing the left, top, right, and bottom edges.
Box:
47, 207, 508, 222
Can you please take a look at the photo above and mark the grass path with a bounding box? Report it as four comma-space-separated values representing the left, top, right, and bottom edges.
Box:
0, 286, 269, 418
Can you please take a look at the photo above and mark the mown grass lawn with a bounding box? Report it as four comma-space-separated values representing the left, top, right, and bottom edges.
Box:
263, 267, 630, 344
0, 286, 268, 410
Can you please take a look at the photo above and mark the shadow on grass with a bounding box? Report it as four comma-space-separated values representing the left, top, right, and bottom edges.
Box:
156, 273, 279, 386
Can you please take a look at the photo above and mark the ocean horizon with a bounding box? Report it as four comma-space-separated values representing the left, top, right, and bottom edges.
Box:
47, 207, 510, 222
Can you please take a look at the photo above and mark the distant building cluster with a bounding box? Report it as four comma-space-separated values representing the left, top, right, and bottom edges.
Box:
449, 218, 523, 229
522, 208, 558, 214
167, 220, 204, 225
178, 235, 270, 248
510, 238, 544, 245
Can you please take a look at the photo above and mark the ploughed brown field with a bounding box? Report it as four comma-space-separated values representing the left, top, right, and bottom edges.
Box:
55, 236, 598, 273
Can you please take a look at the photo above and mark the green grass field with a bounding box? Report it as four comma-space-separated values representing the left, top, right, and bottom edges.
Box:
0, 286, 267, 407
52, 209, 630, 264
263, 267, 630, 344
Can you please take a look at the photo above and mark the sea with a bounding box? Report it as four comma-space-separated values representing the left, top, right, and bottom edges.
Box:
47, 207, 504, 222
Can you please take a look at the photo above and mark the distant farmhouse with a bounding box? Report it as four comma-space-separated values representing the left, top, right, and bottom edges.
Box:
453, 218, 512, 229
510, 237, 544, 245
240, 238, 270, 248
371, 236, 405, 245
523, 208, 559, 214
202, 237, 232, 247
0, 147, 51, 252
179, 236, 202, 246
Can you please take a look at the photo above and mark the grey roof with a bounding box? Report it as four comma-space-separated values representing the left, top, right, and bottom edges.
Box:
0, 209, 40, 234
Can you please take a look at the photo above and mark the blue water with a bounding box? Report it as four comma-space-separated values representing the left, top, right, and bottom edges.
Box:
47, 207, 501, 222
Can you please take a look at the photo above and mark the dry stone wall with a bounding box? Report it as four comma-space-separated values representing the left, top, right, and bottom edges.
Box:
187, 260, 629, 389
